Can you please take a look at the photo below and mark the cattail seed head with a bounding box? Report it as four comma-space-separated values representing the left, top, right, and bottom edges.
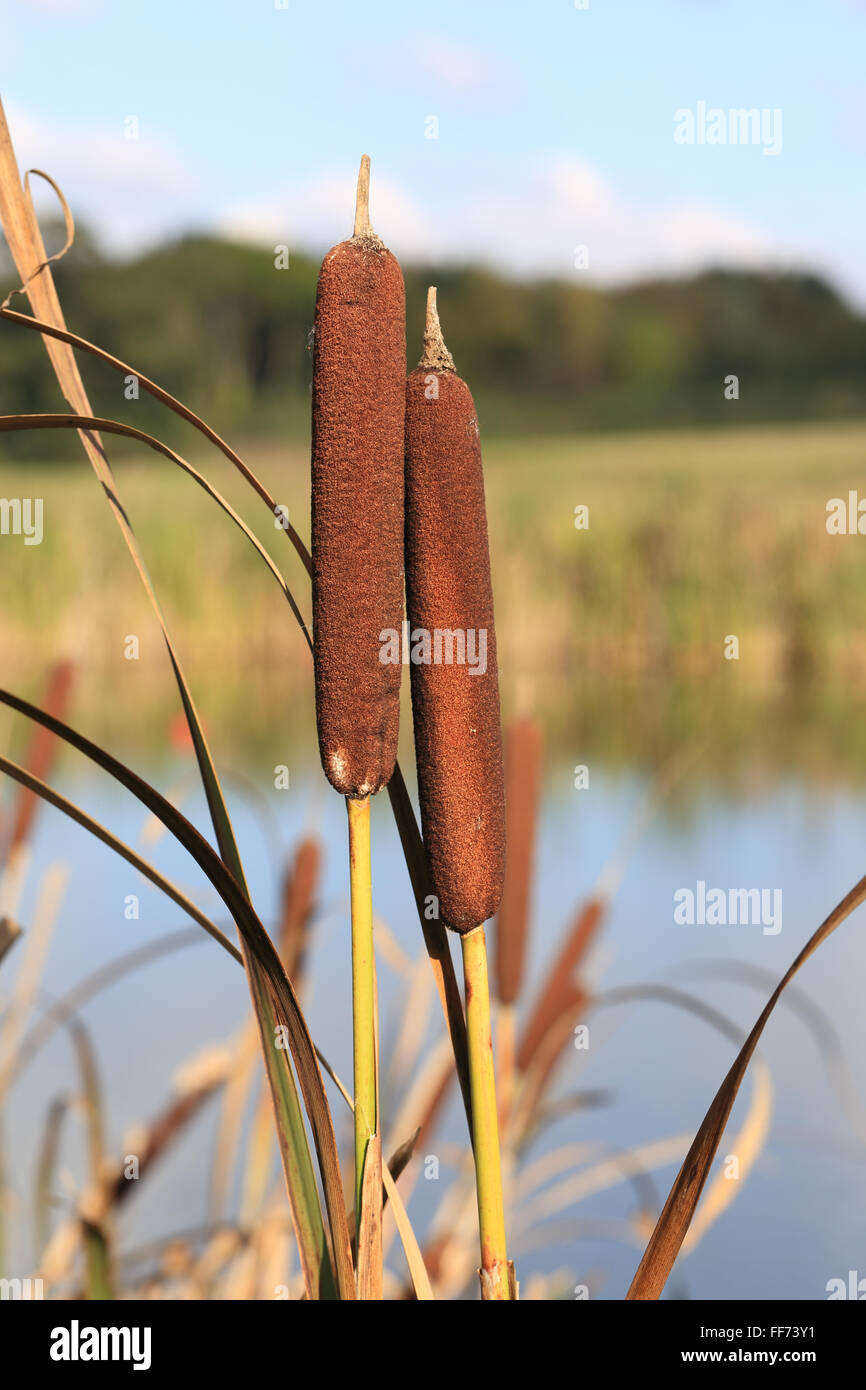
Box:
495, 716, 542, 1004
311, 157, 406, 799
405, 289, 506, 932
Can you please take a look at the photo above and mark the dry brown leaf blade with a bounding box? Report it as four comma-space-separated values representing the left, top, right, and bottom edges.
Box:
627, 872, 866, 1299
357, 1133, 384, 1300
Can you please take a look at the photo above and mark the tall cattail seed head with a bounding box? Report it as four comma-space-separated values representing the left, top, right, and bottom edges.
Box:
404, 288, 506, 932
495, 715, 542, 1004
311, 156, 406, 799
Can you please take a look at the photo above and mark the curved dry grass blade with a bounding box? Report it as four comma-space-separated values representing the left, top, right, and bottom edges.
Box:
627, 873, 866, 1299
680, 1057, 772, 1256
0, 687, 354, 1298
0, 756, 242, 965
1, 166, 74, 307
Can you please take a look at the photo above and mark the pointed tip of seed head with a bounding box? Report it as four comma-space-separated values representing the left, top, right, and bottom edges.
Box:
351, 154, 384, 248
419, 286, 455, 371
354, 155, 371, 237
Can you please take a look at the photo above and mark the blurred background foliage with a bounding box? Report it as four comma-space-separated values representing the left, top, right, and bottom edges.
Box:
2, 228, 865, 453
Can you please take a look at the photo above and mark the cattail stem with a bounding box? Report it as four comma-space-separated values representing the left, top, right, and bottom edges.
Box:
346, 795, 378, 1241
461, 924, 512, 1300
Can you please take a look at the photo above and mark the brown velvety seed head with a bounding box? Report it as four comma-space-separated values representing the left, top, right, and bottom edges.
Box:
405, 366, 506, 932
495, 716, 542, 1003
311, 239, 406, 798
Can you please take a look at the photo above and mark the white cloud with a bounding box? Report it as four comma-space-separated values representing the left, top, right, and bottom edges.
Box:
464, 157, 795, 282
2, 103, 195, 254
1, 101, 832, 295
220, 155, 813, 290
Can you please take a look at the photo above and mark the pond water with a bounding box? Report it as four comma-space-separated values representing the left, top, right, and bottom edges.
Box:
3, 746, 866, 1301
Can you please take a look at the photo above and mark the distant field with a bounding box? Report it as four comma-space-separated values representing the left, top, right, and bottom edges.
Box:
3, 418, 866, 767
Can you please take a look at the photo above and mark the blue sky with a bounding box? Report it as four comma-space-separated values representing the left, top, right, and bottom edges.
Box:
2, 0, 865, 301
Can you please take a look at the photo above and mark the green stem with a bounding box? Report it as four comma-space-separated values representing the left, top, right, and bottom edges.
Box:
461, 925, 512, 1300
347, 796, 378, 1234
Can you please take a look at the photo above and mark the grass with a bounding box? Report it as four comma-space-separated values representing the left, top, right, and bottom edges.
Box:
7, 418, 866, 794
4, 418, 866, 696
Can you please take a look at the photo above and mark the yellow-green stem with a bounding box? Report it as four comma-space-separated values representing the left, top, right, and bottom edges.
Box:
347, 795, 377, 1230
461, 924, 512, 1300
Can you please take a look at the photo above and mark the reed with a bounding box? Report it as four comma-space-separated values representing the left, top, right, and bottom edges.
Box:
405, 288, 512, 1297
311, 157, 406, 1289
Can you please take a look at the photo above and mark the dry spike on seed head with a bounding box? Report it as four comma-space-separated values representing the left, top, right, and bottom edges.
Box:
405, 288, 506, 932
311, 155, 406, 799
